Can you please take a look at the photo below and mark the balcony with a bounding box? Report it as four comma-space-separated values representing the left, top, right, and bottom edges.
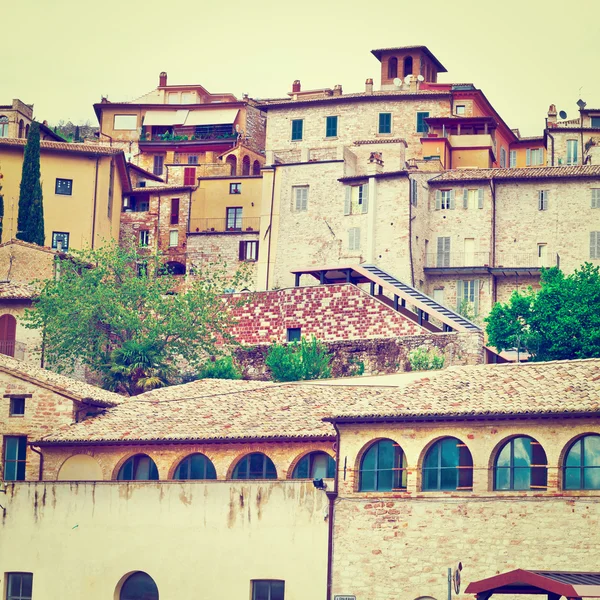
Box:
139, 125, 238, 146
0, 340, 26, 361
425, 252, 491, 275
189, 217, 260, 234
491, 252, 560, 276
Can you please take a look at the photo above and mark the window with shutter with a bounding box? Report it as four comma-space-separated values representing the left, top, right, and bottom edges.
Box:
593, 189, 600, 209
293, 186, 308, 212
184, 167, 196, 186
410, 179, 418, 207
349, 227, 361, 251
437, 237, 450, 267
325, 116, 338, 138
239, 240, 259, 261
378, 113, 392, 134
463, 189, 469, 209
344, 186, 351, 215
478, 188, 484, 209
510, 150, 517, 168
361, 183, 369, 213
291, 119, 303, 141
567, 140, 578, 165
500, 147, 507, 168
438, 190, 453, 210
526, 149, 531, 167
538, 190, 548, 211
170, 198, 180, 224
591, 232, 600, 259
416, 112, 430, 133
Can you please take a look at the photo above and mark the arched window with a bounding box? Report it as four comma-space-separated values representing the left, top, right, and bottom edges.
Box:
174, 453, 217, 480
120, 572, 159, 600
226, 154, 237, 176
252, 160, 261, 176
232, 453, 277, 479
292, 452, 335, 479
164, 261, 186, 276
117, 454, 159, 481
18, 120, 24, 138
422, 437, 473, 491
388, 57, 398, 80
494, 436, 547, 490
403, 56, 414, 78
0, 116, 8, 138
25, 124, 30, 138
359, 439, 407, 491
0, 314, 17, 357
564, 435, 600, 490
242, 155, 251, 176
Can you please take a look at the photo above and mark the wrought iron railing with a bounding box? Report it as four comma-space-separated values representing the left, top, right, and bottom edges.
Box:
425, 252, 491, 268
0, 340, 26, 361
494, 252, 559, 269
189, 217, 260, 234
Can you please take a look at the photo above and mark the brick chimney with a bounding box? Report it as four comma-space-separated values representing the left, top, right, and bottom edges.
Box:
292, 80, 301, 93
365, 78, 374, 95
366, 152, 384, 176
159, 72, 168, 87
547, 104, 557, 126
333, 84, 343, 97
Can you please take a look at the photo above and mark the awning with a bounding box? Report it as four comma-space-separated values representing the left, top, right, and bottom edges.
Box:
142, 110, 189, 126
184, 108, 239, 126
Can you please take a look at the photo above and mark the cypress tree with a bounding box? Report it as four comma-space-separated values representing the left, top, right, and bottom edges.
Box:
17, 121, 45, 246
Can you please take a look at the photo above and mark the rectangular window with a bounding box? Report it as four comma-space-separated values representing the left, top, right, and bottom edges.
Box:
567, 139, 578, 165
286, 329, 301, 343
591, 116, 600, 128
137, 262, 148, 277
455, 105, 466, 116
410, 179, 418, 206
436, 189, 454, 210
436, 237, 451, 267
113, 114, 137, 130
510, 150, 517, 168
6, 573, 33, 600
538, 243, 548, 267
325, 116, 338, 138
229, 183, 241, 194
592, 189, 600, 209
226, 207, 243, 230
139, 230, 150, 247
169, 230, 179, 247
591, 232, 600, 259
457, 279, 479, 315
183, 167, 196, 186
55, 178, 73, 196
500, 147, 507, 168
170, 198, 180, 225
416, 111, 430, 133
9, 397, 26, 416
51, 232, 69, 251
291, 119, 303, 141
239, 240, 259, 262
134, 196, 149, 212
188, 155, 199, 165
293, 186, 308, 212
181, 92, 193, 104
348, 227, 361, 251
526, 148, 543, 166
3, 436, 27, 481
538, 190, 548, 211
378, 113, 392, 134
433, 288, 445, 305
153, 155, 164, 176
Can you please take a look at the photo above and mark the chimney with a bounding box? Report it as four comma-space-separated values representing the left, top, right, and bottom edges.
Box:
333, 84, 343, 97
547, 103, 557, 126
159, 72, 168, 87
292, 80, 301, 93
365, 78, 374, 95
366, 152, 384, 176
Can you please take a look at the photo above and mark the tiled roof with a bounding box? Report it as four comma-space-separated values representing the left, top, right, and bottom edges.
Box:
0, 354, 123, 407
35, 359, 600, 445
0, 239, 61, 255
430, 165, 600, 183
0, 282, 38, 299
127, 162, 164, 182
129, 184, 196, 194
329, 359, 600, 420
0, 138, 124, 156
370, 45, 447, 72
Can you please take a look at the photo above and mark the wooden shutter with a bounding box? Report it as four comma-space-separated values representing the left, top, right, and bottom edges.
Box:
344, 186, 351, 215
591, 232, 599, 259
361, 183, 369, 214
0, 314, 16, 358
463, 189, 469, 208
592, 189, 600, 209
526, 149, 531, 166
478, 188, 484, 209
410, 179, 418, 206
435, 190, 441, 210
349, 227, 360, 251
184, 167, 196, 186
301, 188, 308, 211
170, 198, 180, 225
437, 237, 450, 267
449, 189, 455, 210
238, 241, 245, 261
456, 280, 464, 310
473, 279, 480, 315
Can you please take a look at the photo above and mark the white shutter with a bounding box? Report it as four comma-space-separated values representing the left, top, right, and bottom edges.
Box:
361, 183, 369, 213
478, 188, 484, 209
463, 189, 469, 209
591, 232, 599, 259
526, 149, 531, 166
435, 189, 441, 210
592, 189, 600, 209
410, 179, 418, 206
456, 280, 464, 310
473, 279, 480, 315
449, 189, 455, 210
510, 150, 516, 168
344, 186, 351, 215
349, 227, 361, 251
301, 187, 308, 211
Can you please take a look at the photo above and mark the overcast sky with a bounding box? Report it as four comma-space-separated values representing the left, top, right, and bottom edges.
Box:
3, 0, 599, 136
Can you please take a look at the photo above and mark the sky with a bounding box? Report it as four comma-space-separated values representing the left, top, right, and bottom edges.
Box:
3, 0, 599, 136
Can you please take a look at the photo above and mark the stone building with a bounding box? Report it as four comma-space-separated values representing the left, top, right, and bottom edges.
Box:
0, 99, 64, 142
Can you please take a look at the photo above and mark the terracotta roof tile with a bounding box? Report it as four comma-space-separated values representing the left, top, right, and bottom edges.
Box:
0, 282, 38, 299
129, 184, 196, 194
430, 165, 600, 183
0, 138, 124, 156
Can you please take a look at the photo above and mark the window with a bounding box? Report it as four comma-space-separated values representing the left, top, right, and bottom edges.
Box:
181, 92, 193, 104
9, 397, 26, 416
230, 183, 241, 194
436, 237, 451, 267
226, 207, 243, 230
567, 139, 578, 165
435, 189, 454, 210
388, 57, 398, 79
591, 232, 600, 259
325, 115, 338, 138
242, 156, 251, 176
500, 147, 507, 168
117, 454, 159, 480
239, 240, 259, 261
3, 436, 27, 481
113, 114, 137, 130
463, 188, 483, 209
51, 231, 69, 251
538, 190, 548, 211
348, 227, 361, 251
592, 189, 600, 209
344, 184, 369, 215
291, 119, 303, 141
422, 437, 473, 491
55, 178, 73, 195
526, 148, 543, 166
170, 198, 180, 225
188, 155, 199, 164
538, 243, 548, 267
139, 230, 150, 247
292, 452, 335, 479
403, 56, 413, 78
184, 167, 196, 186
0, 116, 8, 138
494, 436, 547, 491
119, 572, 159, 600
457, 279, 479, 315
168, 92, 179, 103
134, 197, 149, 212
509, 149, 517, 168
433, 288, 445, 305
174, 453, 217, 480
359, 439, 407, 491
287, 327, 301, 342
6, 573, 33, 600
169, 230, 179, 247
232, 453, 277, 479
410, 179, 418, 207
153, 155, 164, 176
253, 160, 261, 175
416, 111, 430, 133
293, 186, 308, 212
591, 116, 600, 128
455, 105, 466, 116
137, 262, 148, 278
252, 580, 285, 600
564, 435, 600, 490
378, 113, 392, 134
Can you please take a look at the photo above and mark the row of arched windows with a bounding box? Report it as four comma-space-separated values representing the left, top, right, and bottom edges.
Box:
0, 116, 29, 139
358, 435, 600, 492
114, 450, 335, 482
225, 154, 261, 176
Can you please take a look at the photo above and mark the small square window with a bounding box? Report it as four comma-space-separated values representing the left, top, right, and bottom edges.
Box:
9, 397, 25, 416
287, 328, 301, 342
188, 155, 199, 164
55, 178, 73, 195
230, 183, 242, 194
455, 105, 466, 116
378, 113, 392, 134
169, 230, 179, 247
6, 573, 33, 600
592, 116, 600, 128
325, 116, 338, 138
139, 230, 150, 247
52, 232, 69, 251
239, 240, 259, 262
291, 119, 303, 141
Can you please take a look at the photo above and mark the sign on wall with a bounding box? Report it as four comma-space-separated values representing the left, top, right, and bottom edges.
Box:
334, 596, 356, 600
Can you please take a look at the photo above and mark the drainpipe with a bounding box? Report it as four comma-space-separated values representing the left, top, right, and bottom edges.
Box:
29, 444, 44, 481
265, 166, 277, 290
546, 130, 555, 166
408, 176, 415, 286
490, 177, 497, 303
91, 157, 100, 249
326, 421, 341, 600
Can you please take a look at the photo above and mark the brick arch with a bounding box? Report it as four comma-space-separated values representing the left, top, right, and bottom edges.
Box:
226, 449, 279, 480
353, 436, 406, 492
167, 451, 218, 480
111, 451, 160, 481
416, 435, 473, 491
286, 447, 336, 480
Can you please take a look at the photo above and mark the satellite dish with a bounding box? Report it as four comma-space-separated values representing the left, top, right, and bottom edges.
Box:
559, 110, 567, 120
577, 99, 587, 110
417, 74, 425, 82
404, 74, 413, 84
393, 78, 402, 87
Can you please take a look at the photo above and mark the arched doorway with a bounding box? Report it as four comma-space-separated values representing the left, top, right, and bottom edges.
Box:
118, 572, 159, 600
226, 155, 237, 176
0, 314, 17, 357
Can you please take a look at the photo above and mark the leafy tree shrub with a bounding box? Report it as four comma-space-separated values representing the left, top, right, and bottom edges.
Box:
199, 356, 242, 380
266, 336, 331, 382
408, 348, 445, 371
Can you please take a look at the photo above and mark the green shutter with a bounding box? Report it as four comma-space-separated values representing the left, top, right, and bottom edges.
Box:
379, 113, 391, 134
592, 232, 599, 259
478, 188, 484, 209
449, 189, 455, 210
463, 189, 469, 208
526, 149, 531, 166
456, 280, 464, 310
473, 279, 480, 315
326, 116, 338, 138
593, 189, 600, 209
361, 183, 369, 214
435, 190, 441, 210
344, 186, 351, 215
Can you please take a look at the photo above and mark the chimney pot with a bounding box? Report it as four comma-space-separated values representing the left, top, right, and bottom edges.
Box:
365, 78, 374, 95
292, 80, 301, 93
159, 71, 167, 87
547, 103, 557, 125
333, 84, 343, 97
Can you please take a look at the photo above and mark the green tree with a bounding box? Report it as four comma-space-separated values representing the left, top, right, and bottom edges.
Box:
23, 243, 249, 394
485, 264, 600, 361
17, 121, 45, 246
266, 336, 331, 382
198, 356, 242, 380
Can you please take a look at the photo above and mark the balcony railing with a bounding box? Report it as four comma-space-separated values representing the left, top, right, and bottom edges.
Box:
494, 252, 559, 269
0, 340, 26, 361
425, 252, 491, 268
140, 126, 238, 144
189, 217, 260, 234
